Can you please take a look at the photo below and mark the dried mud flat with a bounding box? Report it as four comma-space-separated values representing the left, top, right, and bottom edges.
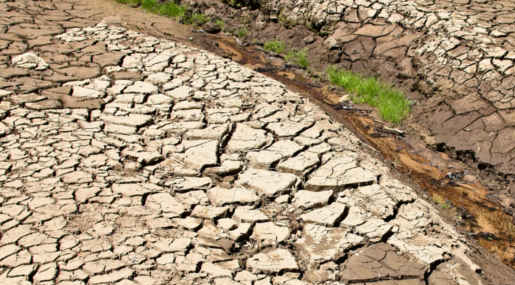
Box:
177, 0, 515, 272
0, 1, 515, 285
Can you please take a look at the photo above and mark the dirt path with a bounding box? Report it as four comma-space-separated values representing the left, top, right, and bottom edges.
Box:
0, 0, 514, 285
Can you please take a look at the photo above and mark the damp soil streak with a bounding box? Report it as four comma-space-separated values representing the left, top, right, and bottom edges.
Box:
193, 33, 515, 269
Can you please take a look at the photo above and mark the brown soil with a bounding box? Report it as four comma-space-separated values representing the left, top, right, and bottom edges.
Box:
81, 0, 515, 282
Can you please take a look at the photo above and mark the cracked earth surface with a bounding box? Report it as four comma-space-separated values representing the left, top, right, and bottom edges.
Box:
0, 0, 513, 285
258, 0, 515, 174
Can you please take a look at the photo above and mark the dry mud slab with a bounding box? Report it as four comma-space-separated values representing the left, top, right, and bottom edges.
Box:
0, 0, 515, 285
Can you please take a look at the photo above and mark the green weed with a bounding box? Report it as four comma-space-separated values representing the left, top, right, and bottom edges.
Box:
157, 2, 186, 18
286, 49, 309, 69
190, 13, 208, 26
116, 0, 209, 26
215, 19, 225, 31
327, 66, 410, 123
432, 193, 451, 209
235, 27, 248, 38
263, 40, 286, 54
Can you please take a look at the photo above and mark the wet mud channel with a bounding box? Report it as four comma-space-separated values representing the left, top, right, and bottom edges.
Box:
190, 34, 515, 270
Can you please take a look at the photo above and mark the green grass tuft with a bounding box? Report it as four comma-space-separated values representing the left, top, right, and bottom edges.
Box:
286, 48, 309, 69
157, 2, 186, 18
215, 19, 225, 31
116, 0, 209, 26
235, 27, 248, 38
327, 66, 410, 124
141, 0, 159, 11
189, 13, 208, 26
263, 40, 286, 54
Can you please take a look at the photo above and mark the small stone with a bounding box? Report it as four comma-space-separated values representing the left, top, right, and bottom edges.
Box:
33, 263, 57, 282
277, 151, 319, 174
354, 24, 394, 38
165, 85, 192, 99
169, 177, 212, 192
25, 99, 62, 110
266, 140, 303, 158
246, 150, 282, 168
306, 154, 377, 190
12, 52, 48, 70
303, 35, 316, 44
147, 94, 173, 105
203, 22, 222, 34
72, 86, 103, 98
174, 217, 202, 230
146, 72, 172, 84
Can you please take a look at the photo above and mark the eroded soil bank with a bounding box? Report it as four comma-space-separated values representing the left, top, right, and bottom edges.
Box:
163, 0, 515, 270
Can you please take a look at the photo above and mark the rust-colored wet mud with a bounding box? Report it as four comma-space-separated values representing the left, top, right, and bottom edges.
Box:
194, 34, 515, 269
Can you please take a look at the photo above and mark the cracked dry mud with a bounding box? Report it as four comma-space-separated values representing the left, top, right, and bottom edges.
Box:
0, 0, 513, 285
255, 0, 515, 173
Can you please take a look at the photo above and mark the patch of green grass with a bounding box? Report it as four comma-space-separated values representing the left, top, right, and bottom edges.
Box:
286, 48, 309, 69
432, 193, 451, 209
157, 2, 187, 18
190, 13, 208, 26
235, 27, 248, 38
116, 0, 210, 26
327, 66, 410, 124
263, 40, 286, 54
215, 19, 225, 31
141, 0, 159, 11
